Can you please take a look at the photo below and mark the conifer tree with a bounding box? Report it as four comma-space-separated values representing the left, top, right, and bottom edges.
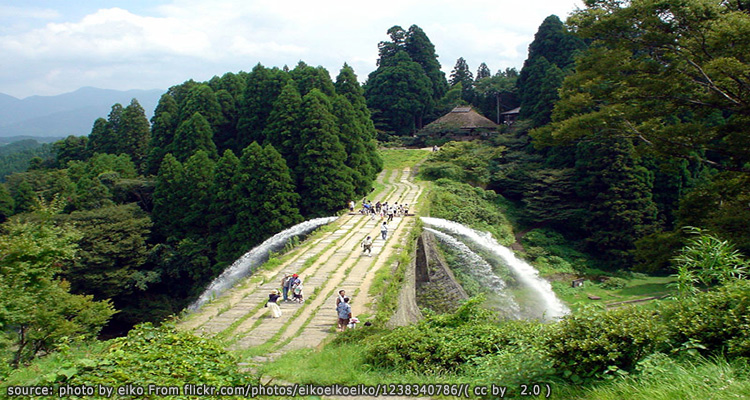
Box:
208, 72, 245, 103
147, 94, 180, 174
256, 144, 302, 233
152, 153, 186, 239
214, 89, 238, 152
377, 26, 407, 67
575, 136, 659, 264
263, 81, 302, 170
450, 57, 475, 104
290, 62, 336, 97
181, 151, 216, 238
86, 117, 116, 155
53, 135, 89, 167
404, 25, 448, 103
119, 99, 151, 172
297, 90, 355, 217
180, 84, 224, 131
332, 94, 371, 195
210, 149, 242, 263
335, 64, 383, 181
230, 142, 265, 247
171, 112, 218, 162
236, 65, 290, 151
365, 51, 433, 135
518, 15, 585, 128
520, 57, 565, 126
476, 63, 491, 80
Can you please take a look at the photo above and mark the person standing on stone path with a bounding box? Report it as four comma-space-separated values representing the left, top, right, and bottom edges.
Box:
282, 273, 293, 302
336, 290, 346, 308
381, 221, 388, 240
361, 235, 373, 256
267, 289, 282, 318
337, 297, 352, 332
292, 283, 304, 303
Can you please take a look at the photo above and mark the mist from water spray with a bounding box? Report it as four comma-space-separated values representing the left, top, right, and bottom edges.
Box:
188, 216, 337, 312
425, 227, 521, 319
422, 217, 569, 321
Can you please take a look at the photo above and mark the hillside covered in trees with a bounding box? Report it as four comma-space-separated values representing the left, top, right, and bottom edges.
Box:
0, 62, 382, 354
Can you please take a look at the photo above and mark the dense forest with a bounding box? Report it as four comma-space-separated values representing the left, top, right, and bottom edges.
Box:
0, 62, 382, 363
2, 0, 750, 396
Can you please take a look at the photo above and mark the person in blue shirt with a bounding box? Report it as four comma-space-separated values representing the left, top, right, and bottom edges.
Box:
336, 296, 351, 332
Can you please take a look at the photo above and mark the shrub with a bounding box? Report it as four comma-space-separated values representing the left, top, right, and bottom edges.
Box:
662, 280, 750, 358
600, 277, 628, 290
545, 305, 667, 382
364, 298, 548, 374
68, 322, 249, 390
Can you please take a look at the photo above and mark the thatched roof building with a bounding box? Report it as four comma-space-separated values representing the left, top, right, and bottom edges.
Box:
422, 106, 498, 133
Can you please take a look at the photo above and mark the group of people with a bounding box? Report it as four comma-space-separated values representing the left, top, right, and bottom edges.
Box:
360, 221, 390, 257
265, 273, 304, 319
359, 199, 410, 221
267, 285, 362, 333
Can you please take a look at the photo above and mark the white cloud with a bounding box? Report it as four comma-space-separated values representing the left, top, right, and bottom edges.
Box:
0, 0, 583, 98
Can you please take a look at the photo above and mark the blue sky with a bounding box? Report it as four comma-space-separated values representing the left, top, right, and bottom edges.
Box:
0, 0, 582, 99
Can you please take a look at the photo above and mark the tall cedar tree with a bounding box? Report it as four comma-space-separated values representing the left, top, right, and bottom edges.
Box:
236, 65, 290, 151
404, 25, 448, 104
332, 94, 371, 195
87, 105, 121, 156
335, 64, 382, 182
575, 136, 659, 265
520, 57, 565, 127
153, 153, 186, 239
450, 57, 475, 104
368, 25, 443, 133
476, 63, 491, 80
256, 144, 303, 235
214, 89, 238, 152
297, 90, 355, 217
229, 142, 266, 249
365, 51, 433, 135
180, 84, 224, 133
263, 81, 303, 171
171, 112, 218, 162
147, 94, 180, 174
290, 61, 337, 97
210, 149, 242, 264
518, 15, 585, 127
181, 151, 216, 239
119, 99, 151, 172
208, 72, 246, 103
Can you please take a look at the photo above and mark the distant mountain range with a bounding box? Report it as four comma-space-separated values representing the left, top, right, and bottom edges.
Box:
0, 87, 164, 139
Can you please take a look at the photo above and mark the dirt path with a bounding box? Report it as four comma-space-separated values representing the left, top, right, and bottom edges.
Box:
178, 166, 424, 359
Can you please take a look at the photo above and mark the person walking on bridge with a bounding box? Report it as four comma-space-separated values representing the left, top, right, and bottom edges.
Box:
381, 221, 388, 240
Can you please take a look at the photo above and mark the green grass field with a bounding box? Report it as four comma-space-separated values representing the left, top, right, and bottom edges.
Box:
379, 148, 431, 170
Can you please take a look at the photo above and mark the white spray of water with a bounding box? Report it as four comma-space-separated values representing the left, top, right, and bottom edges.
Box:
422, 217, 569, 321
188, 216, 337, 312
425, 227, 521, 319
